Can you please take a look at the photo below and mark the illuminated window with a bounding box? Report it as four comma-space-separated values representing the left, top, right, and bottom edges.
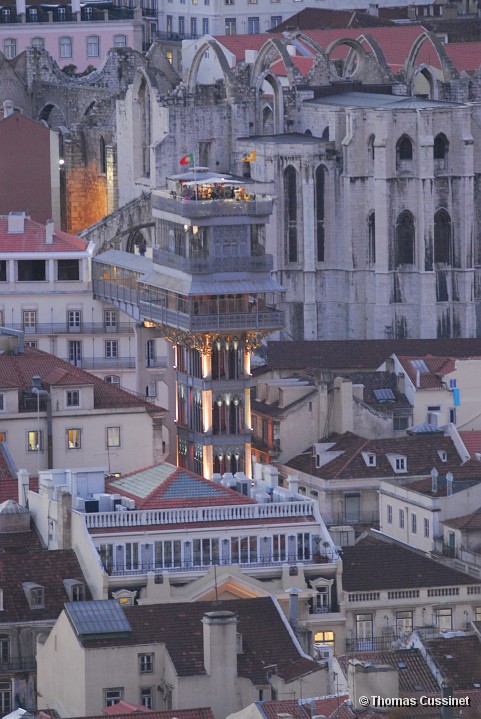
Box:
67, 428, 81, 449
27, 431, 42, 452
107, 426, 120, 448
314, 630, 334, 647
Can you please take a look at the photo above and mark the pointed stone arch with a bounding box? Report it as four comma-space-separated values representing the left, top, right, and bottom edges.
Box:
352, 33, 392, 82
325, 37, 367, 80
411, 63, 438, 99
254, 70, 284, 135
250, 37, 302, 90
185, 39, 236, 99
405, 31, 458, 87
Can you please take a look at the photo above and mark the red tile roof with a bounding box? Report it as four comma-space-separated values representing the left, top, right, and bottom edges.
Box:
443, 509, 481, 530
0, 215, 88, 253
396, 355, 460, 391
337, 650, 438, 694
102, 701, 152, 714
259, 699, 310, 719
459, 431, 481, 458
424, 634, 481, 689
85, 709, 214, 719
270, 56, 314, 78
0, 529, 90, 623
341, 534, 480, 592
213, 34, 271, 63
80, 598, 321, 684
266, 339, 481, 372
0, 347, 164, 414
285, 431, 481, 481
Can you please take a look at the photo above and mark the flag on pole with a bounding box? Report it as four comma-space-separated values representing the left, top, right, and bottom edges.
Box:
242, 151, 256, 163
179, 153, 194, 166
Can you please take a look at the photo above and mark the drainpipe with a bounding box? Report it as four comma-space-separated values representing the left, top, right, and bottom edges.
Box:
31, 376, 53, 470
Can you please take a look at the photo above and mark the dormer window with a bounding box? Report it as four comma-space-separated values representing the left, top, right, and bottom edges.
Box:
23, 582, 44, 609
361, 452, 376, 467
63, 579, 85, 601
66, 389, 80, 407
437, 449, 448, 463
387, 454, 407, 473
395, 457, 406, 471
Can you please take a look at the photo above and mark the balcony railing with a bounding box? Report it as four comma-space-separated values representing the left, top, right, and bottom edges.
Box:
9, 322, 134, 336
83, 500, 315, 530
345, 635, 403, 653
322, 512, 380, 527
0, 657, 36, 672
152, 249, 273, 274
151, 193, 273, 220
102, 556, 319, 577
62, 356, 136, 370
138, 302, 284, 333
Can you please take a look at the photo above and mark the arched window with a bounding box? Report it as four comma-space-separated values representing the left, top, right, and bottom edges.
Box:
284, 165, 297, 263
434, 133, 449, 171
99, 136, 107, 174
396, 211, 415, 266
396, 135, 413, 169
87, 35, 100, 58
322, 126, 329, 141
368, 212, 376, 264
434, 209, 452, 266
368, 134, 375, 171
315, 165, 326, 262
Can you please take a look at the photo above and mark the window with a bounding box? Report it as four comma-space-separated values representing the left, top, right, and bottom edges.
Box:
31, 37, 44, 50
105, 689, 123, 707
23, 310, 37, 330
68, 340, 82, 366
0, 261, 6, 282
225, 18, 236, 34
140, 688, 153, 709
178, 16, 185, 35
0, 682, 11, 714
28, 7, 37, 19
356, 613, 373, 650
66, 390, 80, 407
396, 610, 413, 636
146, 339, 155, 367
105, 340, 118, 359
68, 310, 81, 331
67, 428, 81, 449
368, 134, 375, 169
191, 17, 197, 36
316, 165, 326, 262
0, 395, 4, 412
368, 211, 375, 264
0, 635, 9, 664
3, 39, 16, 60
395, 211, 415, 266
395, 457, 406, 471
284, 166, 298, 262
434, 133, 448, 163
397, 135, 413, 162
114, 34, 127, 47
99, 136, 107, 174
314, 630, 334, 647
57, 7, 66, 20
104, 309, 117, 330
435, 608, 452, 632
105, 375, 120, 386
59, 36, 72, 58
248, 16, 259, 34
166, 15, 173, 35
424, 517, 430, 538
24, 341, 37, 349
434, 209, 452, 266
345, 493, 360, 522
139, 653, 153, 673
387, 504, 393, 524
18, 260, 46, 281
72, 584, 85, 601
225, 0, 234, 4
399, 508, 405, 529
107, 426, 120, 448
449, 408, 457, 424
411, 513, 417, 534
87, 35, 100, 57
31, 586, 44, 608
202, 17, 209, 34
271, 15, 282, 27
27, 430, 42, 452
393, 416, 409, 431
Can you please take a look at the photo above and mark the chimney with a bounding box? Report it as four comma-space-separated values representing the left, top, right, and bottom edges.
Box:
7, 211, 25, 234
407, 5, 417, 21
202, 611, 238, 717
348, 660, 399, 712
45, 219, 54, 244
441, 685, 454, 719
446, 471, 453, 496
3, 100, 14, 118
332, 377, 353, 434
17, 469, 30, 508
431, 467, 439, 494
71, 0, 81, 13
368, 4, 379, 16
416, 369, 420, 388
397, 372, 405, 393
288, 588, 301, 626
288, 474, 299, 495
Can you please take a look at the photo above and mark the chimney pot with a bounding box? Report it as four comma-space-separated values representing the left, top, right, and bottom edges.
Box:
45, 219, 54, 244
3, 100, 14, 118
7, 211, 25, 234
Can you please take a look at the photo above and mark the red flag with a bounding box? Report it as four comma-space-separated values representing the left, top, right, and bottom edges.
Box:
180, 153, 194, 166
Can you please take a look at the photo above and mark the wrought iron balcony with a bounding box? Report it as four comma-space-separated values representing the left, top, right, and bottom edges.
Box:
151, 192, 273, 220
137, 302, 284, 333
0, 657, 36, 671
152, 248, 273, 274
9, 322, 134, 336
61, 356, 136, 370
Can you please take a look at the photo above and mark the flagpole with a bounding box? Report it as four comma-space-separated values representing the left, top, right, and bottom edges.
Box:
193, 149, 198, 201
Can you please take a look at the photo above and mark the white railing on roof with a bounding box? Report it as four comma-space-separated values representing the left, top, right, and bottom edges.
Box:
82, 500, 314, 529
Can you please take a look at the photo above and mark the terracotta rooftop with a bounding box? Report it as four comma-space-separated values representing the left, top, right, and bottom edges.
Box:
443, 509, 481, 530
0, 347, 164, 414
424, 634, 481, 689
341, 534, 480, 592
285, 431, 481, 481
0, 215, 88, 253
349, 371, 411, 410
459, 430, 481, 458
105, 463, 255, 509
396, 354, 464, 391
266, 339, 481, 372
337, 649, 439, 694
269, 8, 394, 34
269, 56, 314, 78
79, 598, 320, 684
80, 709, 214, 719
0, 528, 90, 623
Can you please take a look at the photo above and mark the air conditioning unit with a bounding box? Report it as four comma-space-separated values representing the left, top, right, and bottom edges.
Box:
314, 643, 334, 661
